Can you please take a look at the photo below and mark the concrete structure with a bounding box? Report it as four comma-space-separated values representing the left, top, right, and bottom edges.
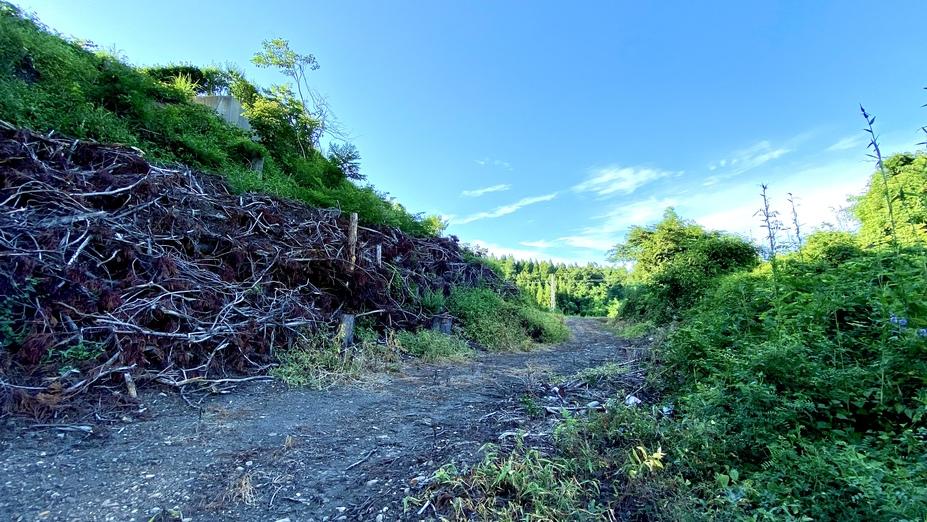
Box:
194, 95, 264, 175
193, 95, 251, 132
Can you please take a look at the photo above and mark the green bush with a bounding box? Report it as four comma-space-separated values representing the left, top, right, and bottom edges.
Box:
659, 247, 927, 519
613, 209, 758, 323
608, 319, 654, 339
393, 329, 472, 362
515, 303, 570, 343
853, 153, 927, 247
447, 288, 568, 350
270, 333, 352, 389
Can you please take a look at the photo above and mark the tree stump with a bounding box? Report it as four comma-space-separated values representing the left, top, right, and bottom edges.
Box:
431, 315, 453, 335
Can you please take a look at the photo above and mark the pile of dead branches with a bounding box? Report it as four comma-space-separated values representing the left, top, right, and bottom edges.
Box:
0, 123, 502, 415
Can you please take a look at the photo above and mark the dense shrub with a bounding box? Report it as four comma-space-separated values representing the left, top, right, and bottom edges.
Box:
661, 247, 927, 519
447, 288, 569, 350
614, 209, 758, 322
854, 153, 927, 247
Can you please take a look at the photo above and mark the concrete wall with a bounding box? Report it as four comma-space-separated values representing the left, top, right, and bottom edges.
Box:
193, 95, 251, 132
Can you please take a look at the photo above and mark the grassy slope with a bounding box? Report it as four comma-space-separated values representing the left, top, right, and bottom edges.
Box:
0, 2, 429, 235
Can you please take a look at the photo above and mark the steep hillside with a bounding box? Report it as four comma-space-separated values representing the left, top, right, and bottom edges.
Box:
0, 2, 437, 235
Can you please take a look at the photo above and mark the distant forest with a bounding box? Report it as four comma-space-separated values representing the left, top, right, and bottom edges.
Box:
490, 257, 627, 316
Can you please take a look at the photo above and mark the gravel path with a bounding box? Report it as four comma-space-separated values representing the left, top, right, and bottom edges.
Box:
0, 317, 633, 522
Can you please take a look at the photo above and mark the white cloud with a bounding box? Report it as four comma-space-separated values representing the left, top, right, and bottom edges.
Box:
710, 140, 790, 178
573, 166, 672, 197
827, 134, 867, 152
558, 235, 616, 251
689, 159, 871, 242
555, 197, 678, 254
453, 193, 558, 225
597, 197, 678, 234
475, 158, 513, 171
520, 240, 554, 248
468, 239, 573, 264
461, 184, 511, 197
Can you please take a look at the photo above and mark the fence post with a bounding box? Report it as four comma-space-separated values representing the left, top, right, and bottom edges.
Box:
549, 274, 557, 311
431, 314, 453, 334
348, 212, 358, 272
339, 313, 355, 350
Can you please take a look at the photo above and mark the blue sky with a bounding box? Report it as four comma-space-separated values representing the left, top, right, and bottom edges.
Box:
15, 1, 927, 263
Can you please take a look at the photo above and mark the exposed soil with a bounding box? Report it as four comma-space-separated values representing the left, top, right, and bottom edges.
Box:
0, 318, 640, 522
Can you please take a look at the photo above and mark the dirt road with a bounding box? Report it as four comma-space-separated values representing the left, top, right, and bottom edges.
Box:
0, 318, 634, 521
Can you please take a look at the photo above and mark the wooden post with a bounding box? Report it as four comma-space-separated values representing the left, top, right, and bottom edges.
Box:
338, 313, 355, 349
548, 274, 557, 311
431, 315, 453, 335
375, 244, 382, 267
124, 372, 138, 400
347, 212, 358, 272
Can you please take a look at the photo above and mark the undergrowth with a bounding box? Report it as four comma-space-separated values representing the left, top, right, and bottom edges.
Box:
607, 319, 655, 340
407, 441, 606, 521
271, 327, 399, 389
413, 102, 927, 520
392, 329, 473, 362
447, 287, 569, 350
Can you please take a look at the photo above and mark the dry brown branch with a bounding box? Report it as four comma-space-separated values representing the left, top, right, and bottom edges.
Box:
0, 123, 503, 415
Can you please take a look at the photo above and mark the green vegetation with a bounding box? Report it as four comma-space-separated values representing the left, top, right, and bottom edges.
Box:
420, 110, 927, 519
494, 258, 627, 316
569, 361, 628, 386
0, 2, 438, 235
392, 329, 473, 362
854, 153, 927, 247
407, 442, 603, 521
608, 319, 655, 339
271, 327, 399, 389
612, 208, 759, 323
447, 287, 569, 350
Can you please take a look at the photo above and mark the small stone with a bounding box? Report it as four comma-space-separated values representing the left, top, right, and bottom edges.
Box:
366, 479, 379, 487
624, 395, 642, 407
586, 401, 601, 409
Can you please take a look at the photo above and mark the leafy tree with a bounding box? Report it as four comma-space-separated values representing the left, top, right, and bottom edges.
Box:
420, 214, 448, 237
610, 208, 707, 279
854, 153, 927, 246
251, 38, 342, 155
328, 142, 364, 181
242, 84, 321, 168
611, 208, 758, 321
